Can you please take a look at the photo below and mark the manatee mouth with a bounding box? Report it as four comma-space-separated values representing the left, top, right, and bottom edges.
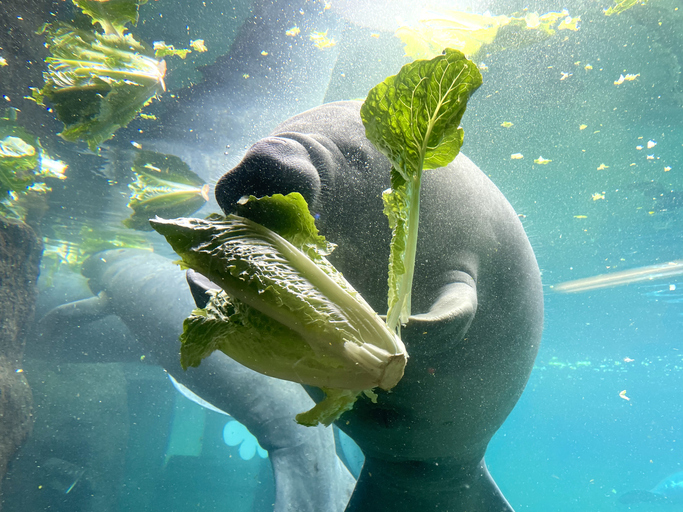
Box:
215, 136, 321, 214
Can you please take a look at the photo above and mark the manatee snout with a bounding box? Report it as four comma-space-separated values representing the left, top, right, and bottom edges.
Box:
215, 136, 322, 214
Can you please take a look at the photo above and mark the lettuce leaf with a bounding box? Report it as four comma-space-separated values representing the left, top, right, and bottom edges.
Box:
31, 1, 163, 151
150, 193, 407, 426
360, 48, 482, 331
123, 150, 208, 231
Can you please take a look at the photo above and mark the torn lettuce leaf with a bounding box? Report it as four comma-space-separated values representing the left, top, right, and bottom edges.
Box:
32, 0, 164, 151
360, 48, 482, 331
74, 0, 147, 37
150, 193, 407, 426
604, 0, 647, 16
123, 149, 209, 231
0, 108, 68, 221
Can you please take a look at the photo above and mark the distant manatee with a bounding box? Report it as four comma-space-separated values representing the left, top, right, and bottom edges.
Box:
620, 471, 683, 504
39, 249, 355, 512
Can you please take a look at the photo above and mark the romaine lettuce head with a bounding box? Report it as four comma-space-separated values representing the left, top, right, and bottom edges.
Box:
150, 193, 408, 425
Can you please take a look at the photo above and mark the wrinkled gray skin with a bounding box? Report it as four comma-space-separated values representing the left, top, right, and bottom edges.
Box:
39, 249, 354, 512
215, 101, 544, 512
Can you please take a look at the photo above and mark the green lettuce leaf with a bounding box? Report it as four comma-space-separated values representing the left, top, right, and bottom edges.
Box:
0, 108, 68, 221
74, 0, 146, 37
360, 48, 482, 331
32, 24, 164, 151
123, 150, 208, 231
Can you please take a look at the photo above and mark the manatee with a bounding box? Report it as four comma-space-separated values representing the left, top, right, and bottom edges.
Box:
39, 249, 354, 512
619, 471, 683, 505
214, 100, 544, 511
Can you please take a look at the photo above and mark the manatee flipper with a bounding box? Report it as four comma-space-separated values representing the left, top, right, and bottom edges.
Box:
347, 456, 513, 511
185, 269, 219, 308
405, 271, 477, 352
37, 291, 111, 339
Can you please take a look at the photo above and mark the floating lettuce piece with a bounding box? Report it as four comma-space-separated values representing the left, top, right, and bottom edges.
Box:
150, 193, 407, 426
0, 136, 38, 198
153, 41, 192, 59
604, 0, 648, 16
396, 8, 579, 61
0, 108, 68, 221
32, 0, 164, 151
123, 150, 209, 231
0, 109, 40, 199
360, 49, 482, 331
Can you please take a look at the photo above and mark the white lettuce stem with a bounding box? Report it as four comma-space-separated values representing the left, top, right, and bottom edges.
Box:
242, 217, 404, 355
387, 171, 422, 331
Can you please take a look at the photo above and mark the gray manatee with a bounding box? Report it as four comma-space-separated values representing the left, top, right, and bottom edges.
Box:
39, 249, 354, 512
619, 471, 683, 504
215, 100, 544, 511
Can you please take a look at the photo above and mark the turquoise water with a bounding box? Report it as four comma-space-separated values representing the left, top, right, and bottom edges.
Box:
1, 0, 682, 511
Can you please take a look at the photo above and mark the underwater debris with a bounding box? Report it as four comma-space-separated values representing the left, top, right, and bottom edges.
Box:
580, 124, 588, 130
511, 153, 524, 159
534, 156, 552, 165
592, 192, 605, 201
190, 39, 207, 52
310, 30, 336, 49
597, 164, 609, 170
619, 390, 630, 401
153, 41, 191, 59
614, 73, 640, 85
501, 121, 514, 128
286, 26, 301, 37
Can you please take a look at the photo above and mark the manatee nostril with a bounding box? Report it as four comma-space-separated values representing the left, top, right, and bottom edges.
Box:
215, 136, 321, 215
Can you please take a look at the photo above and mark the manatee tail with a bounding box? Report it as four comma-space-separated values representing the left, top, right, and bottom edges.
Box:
345, 456, 514, 512
36, 292, 111, 339
618, 490, 667, 504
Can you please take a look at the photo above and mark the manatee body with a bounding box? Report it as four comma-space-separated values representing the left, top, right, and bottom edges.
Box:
215, 101, 544, 511
40, 249, 354, 512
